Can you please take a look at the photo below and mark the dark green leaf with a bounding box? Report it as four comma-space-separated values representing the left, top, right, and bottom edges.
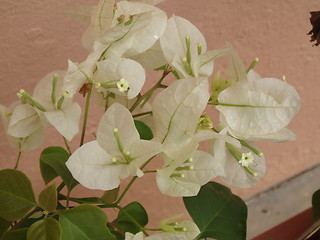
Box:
134, 120, 153, 140
0, 217, 11, 237
183, 182, 247, 240
27, 218, 61, 240
1, 228, 27, 240
0, 169, 36, 221
38, 183, 57, 213
59, 204, 116, 240
312, 189, 320, 222
101, 187, 119, 204
117, 202, 148, 234
40, 147, 78, 191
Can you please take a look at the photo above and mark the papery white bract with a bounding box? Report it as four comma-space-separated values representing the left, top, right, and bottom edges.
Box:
33, 71, 81, 141
160, 16, 229, 78
0, 104, 44, 151
82, 0, 115, 50
66, 103, 162, 190
7, 104, 43, 138
217, 73, 300, 141
95, 1, 167, 59
209, 128, 266, 188
95, 57, 146, 99
152, 77, 210, 158
156, 150, 219, 197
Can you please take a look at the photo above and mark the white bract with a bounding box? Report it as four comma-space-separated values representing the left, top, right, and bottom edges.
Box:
210, 128, 266, 188
94, 57, 146, 99
94, 1, 167, 59
0, 104, 44, 151
216, 72, 300, 142
66, 103, 162, 190
160, 16, 229, 78
32, 71, 81, 141
152, 77, 210, 158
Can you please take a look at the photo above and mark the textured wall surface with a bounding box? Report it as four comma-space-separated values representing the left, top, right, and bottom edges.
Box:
1, 0, 320, 227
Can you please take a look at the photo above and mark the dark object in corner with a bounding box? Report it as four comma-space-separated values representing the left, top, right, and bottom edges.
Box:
308, 11, 320, 46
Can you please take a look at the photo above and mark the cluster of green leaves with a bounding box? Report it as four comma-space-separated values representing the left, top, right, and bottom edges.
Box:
0, 145, 247, 240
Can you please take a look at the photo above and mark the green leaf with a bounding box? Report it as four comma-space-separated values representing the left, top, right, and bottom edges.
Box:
0, 169, 36, 221
0, 228, 27, 240
38, 183, 57, 213
0, 217, 11, 237
183, 182, 247, 240
27, 218, 61, 240
134, 120, 153, 140
312, 189, 320, 222
59, 204, 116, 240
40, 147, 78, 191
154, 65, 166, 71
101, 187, 119, 204
117, 202, 148, 234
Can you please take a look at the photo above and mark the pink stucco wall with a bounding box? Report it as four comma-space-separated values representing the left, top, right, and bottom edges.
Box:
1, 0, 320, 226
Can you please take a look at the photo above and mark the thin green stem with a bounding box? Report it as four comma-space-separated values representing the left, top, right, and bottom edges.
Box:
66, 190, 70, 209
129, 66, 170, 112
80, 87, 92, 146
14, 151, 22, 170
63, 137, 71, 154
132, 111, 152, 118
143, 170, 157, 174
116, 157, 155, 204
116, 205, 149, 236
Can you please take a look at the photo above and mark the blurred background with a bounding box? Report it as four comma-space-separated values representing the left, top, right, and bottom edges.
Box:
0, 0, 319, 236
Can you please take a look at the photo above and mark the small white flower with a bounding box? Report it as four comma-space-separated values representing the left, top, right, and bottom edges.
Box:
239, 152, 254, 167
117, 78, 130, 92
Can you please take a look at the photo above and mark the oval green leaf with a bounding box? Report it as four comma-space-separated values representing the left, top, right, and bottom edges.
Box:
183, 182, 247, 240
0, 169, 36, 221
134, 120, 153, 140
40, 147, 78, 191
59, 204, 116, 240
117, 202, 148, 234
312, 189, 320, 222
27, 218, 61, 240
1, 228, 27, 240
38, 183, 57, 213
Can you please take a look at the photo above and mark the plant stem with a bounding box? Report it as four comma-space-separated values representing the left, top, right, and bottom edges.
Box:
80, 87, 92, 146
129, 66, 170, 113
116, 205, 149, 236
132, 111, 152, 118
14, 151, 22, 170
63, 137, 71, 154
116, 157, 155, 204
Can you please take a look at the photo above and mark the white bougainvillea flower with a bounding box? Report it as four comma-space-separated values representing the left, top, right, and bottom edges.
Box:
62, 51, 101, 98
66, 103, 162, 190
94, 57, 146, 99
216, 74, 300, 141
131, 0, 165, 5
210, 129, 266, 188
0, 104, 44, 151
33, 71, 81, 141
152, 77, 210, 159
94, 1, 167, 59
160, 16, 229, 78
159, 218, 200, 240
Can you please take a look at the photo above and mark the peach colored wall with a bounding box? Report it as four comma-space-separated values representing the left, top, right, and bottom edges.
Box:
1, 0, 320, 226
